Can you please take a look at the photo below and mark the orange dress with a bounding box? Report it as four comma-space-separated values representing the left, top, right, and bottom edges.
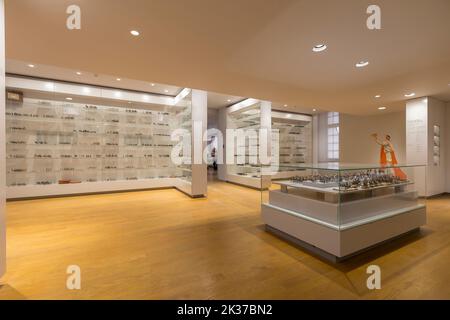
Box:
379, 144, 407, 180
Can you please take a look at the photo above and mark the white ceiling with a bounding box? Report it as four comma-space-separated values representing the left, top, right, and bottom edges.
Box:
6, 59, 249, 109
4, 0, 450, 115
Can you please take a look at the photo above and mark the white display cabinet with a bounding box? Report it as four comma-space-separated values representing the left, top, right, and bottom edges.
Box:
261, 163, 427, 261
224, 100, 313, 189
5, 77, 207, 199
270, 111, 312, 180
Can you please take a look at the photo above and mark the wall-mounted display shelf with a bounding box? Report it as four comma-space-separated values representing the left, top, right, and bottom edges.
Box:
433, 125, 440, 166
5, 76, 207, 199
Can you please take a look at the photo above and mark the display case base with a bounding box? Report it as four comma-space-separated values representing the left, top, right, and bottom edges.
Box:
261, 203, 426, 259
6, 178, 203, 200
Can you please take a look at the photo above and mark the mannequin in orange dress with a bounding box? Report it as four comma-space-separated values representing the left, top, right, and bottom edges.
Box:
371, 133, 407, 180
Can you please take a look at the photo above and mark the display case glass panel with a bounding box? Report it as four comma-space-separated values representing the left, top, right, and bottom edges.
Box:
261, 163, 426, 230
226, 101, 262, 179
5, 95, 192, 187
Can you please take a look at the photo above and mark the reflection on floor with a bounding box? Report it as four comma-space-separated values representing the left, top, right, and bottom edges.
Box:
0, 180, 449, 299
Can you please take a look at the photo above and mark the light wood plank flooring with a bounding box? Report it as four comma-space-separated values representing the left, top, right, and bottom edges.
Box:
1, 179, 450, 299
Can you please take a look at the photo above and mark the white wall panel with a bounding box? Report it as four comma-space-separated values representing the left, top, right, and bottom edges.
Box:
0, 0, 6, 278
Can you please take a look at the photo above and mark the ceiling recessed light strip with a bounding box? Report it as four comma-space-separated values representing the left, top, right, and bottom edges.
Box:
356, 61, 369, 68
312, 44, 327, 53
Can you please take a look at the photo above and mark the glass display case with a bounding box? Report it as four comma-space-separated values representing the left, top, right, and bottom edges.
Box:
261, 163, 427, 260
270, 111, 312, 180
225, 100, 265, 188
5, 92, 196, 198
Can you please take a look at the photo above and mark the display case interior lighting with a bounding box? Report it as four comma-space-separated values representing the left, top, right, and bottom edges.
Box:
312, 44, 327, 52
356, 61, 369, 68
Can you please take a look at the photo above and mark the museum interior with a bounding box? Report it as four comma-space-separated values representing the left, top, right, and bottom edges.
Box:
1, 0, 450, 300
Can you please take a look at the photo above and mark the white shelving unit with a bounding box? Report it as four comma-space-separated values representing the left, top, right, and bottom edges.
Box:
5, 76, 207, 199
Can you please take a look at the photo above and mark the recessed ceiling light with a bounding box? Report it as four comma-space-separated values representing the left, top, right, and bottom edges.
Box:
130, 30, 140, 36
151, 83, 155, 87
76, 72, 82, 75
356, 61, 369, 68
404, 93, 416, 97
27, 64, 35, 68
378, 106, 387, 110
375, 95, 381, 98
313, 109, 317, 112
284, 104, 288, 107
116, 78, 121, 81
164, 89, 169, 93
312, 44, 327, 53
66, 97, 73, 101
227, 99, 232, 102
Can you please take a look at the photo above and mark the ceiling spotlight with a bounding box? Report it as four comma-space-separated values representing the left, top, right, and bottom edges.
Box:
378, 106, 387, 110
313, 109, 317, 112
164, 89, 169, 93
356, 61, 369, 68
151, 83, 155, 87
27, 64, 35, 68
116, 78, 121, 81
284, 104, 288, 107
130, 30, 140, 36
312, 44, 327, 53
76, 72, 82, 75
375, 95, 381, 98
66, 97, 73, 101
227, 99, 232, 102
404, 93, 416, 97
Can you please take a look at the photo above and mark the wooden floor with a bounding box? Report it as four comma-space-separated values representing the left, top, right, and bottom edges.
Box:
1, 177, 450, 300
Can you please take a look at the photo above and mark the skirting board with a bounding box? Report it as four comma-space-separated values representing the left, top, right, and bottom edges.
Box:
261, 204, 426, 258
227, 174, 271, 190
6, 178, 200, 199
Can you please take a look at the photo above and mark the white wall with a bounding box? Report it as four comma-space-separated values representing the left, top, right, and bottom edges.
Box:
340, 111, 406, 164
217, 107, 227, 181
0, 0, 6, 278
446, 102, 450, 193
191, 90, 208, 196
207, 108, 219, 130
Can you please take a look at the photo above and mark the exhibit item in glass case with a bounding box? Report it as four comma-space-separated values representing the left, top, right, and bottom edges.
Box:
371, 133, 406, 179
